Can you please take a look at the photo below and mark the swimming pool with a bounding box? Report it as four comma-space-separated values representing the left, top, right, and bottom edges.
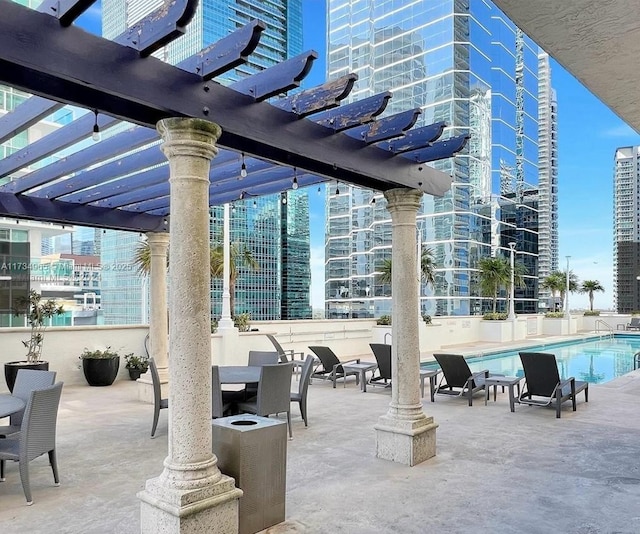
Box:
422, 334, 640, 384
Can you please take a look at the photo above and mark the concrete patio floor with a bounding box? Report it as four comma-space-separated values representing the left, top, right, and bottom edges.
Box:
1, 363, 640, 534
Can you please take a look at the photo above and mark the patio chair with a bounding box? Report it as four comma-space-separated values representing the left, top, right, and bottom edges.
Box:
368, 343, 392, 388
626, 317, 640, 331
290, 355, 315, 427
433, 353, 489, 406
0, 382, 63, 505
236, 362, 294, 438
245, 351, 280, 397
0, 369, 57, 439
212, 365, 236, 419
518, 352, 589, 418
308, 346, 361, 388
149, 358, 168, 438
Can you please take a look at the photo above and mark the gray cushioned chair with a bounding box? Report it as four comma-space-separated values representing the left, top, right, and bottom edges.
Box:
433, 353, 489, 406
236, 362, 294, 438
368, 343, 392, 388
0, 369, 57, 438
150, 358, 168, 438
518, 352, 589, 418
290, 355, 315, 427
0, 381, 63, 505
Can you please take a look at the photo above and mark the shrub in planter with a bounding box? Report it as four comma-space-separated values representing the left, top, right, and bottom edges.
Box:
583, 310, 600, 316
422, 314, 432, 325
79, 347, 121, 386
376, 315, 392, 326
233, 313, 251, 332
544, 311, 565, 318
483, 312, 508, 320
124, 353, 149, 380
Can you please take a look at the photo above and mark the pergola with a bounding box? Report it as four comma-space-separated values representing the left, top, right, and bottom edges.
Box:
0, 1, 464, 532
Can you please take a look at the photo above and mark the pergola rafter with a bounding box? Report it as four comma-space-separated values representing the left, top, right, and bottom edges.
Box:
0, 0, 468, 232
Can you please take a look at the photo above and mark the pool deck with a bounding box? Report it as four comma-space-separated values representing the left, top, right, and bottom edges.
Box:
2, 354, 640, 534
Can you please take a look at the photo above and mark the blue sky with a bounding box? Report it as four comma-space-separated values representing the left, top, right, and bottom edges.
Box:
78, 1, 640, 311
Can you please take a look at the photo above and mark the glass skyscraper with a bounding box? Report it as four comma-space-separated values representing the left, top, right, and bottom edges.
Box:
326, 0, 553, 317
101, 0, 311, 322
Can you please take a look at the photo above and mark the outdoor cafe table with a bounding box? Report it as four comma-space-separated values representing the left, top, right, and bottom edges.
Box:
0, 394, 25, 418
217, 366, 261, 385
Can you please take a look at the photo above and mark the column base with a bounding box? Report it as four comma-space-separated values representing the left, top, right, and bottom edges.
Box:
137, 368, 169, 404
138, 473, 242, 534
374, 413, 438, 466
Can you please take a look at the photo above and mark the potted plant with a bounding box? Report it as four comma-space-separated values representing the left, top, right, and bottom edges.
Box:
124, 353, 149, 380
4, 290, 64, 392
79, 347, 121, 386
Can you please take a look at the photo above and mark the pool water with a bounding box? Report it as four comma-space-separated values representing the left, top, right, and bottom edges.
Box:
422, 334, 640, 384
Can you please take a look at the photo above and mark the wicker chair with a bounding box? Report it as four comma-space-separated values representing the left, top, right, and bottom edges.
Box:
149, 358, 168, 437
433, 353, 489, 406
0, 382, 63, 505
236, 363, 294, 438
290, 355, 315, 427
0, 369, 56, 438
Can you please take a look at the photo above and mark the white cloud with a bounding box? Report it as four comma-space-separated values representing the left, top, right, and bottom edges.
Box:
599, 124, 639, 138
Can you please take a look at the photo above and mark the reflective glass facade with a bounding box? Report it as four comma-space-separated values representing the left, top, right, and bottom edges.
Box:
102, 0, 310, 322
326, 0, 549, 317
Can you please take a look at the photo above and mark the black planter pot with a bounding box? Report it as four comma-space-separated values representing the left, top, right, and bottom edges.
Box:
4, 361, 50, 392
128, 368, 144, 381
82, 357, 120, 386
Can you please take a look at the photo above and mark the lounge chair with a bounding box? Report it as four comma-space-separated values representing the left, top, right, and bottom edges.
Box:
518, 352, 589, 418
433, 353, 489, 406
308, 346, 361, 388
368, 343, 392, 388
626, 317, 640, 331
266, 334, 305, 364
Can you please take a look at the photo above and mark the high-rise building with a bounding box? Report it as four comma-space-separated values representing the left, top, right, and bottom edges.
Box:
613, 146, 640, 313
325, 0, 553, 317
537, 52, 559, 304
101, 0, 310, 322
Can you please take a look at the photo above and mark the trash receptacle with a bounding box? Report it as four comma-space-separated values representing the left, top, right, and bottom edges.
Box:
212, 414, 287, 534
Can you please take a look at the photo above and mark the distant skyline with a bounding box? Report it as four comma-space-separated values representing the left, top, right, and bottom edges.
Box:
78, 1, 640, 312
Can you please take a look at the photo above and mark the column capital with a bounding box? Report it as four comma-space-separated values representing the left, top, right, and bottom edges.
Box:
146, 232, 170, 250
157, 118, 222, 161
383, 188, 423, 213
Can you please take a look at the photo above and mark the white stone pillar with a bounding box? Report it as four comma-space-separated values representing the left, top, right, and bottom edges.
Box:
374, 188, 438, 466
218, 203, 235, 331
138, 118, 241, 533
138, 232, 170, 402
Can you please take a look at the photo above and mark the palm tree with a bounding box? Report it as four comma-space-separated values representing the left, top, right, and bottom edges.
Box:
377, 248, 437, 288
542, 270, 579, 311
133, 239, 259, 316
478, 256, 511, 312
210, 242, 259, 315
580, 280, 605, 311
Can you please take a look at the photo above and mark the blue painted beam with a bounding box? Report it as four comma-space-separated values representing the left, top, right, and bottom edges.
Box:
113, 0, 199, 57
101, 181, 170, 209
38, 0, 97, 26
0, 96, 64, 144
230, 51, 317, 101
376, 122, 447, 154
209, 166, 295, 196
5, 125, 156, 194
0, 113, 119, 181
312, 92, 391, 131
402, 135, 470, 164
0, 191, 166, 232
345, 109, 421, 144
273, 74, 356, 117
78, 166, 169, 206
177, 20, 266, 80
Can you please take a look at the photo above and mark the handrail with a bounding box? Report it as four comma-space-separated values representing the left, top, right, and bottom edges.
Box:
595, 319, 613, 339
634, 351, 640, 370
384, 332, 392, 344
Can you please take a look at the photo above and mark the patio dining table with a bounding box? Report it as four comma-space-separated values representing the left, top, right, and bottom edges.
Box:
217, 366, 261, 385
0, 394, 25, 418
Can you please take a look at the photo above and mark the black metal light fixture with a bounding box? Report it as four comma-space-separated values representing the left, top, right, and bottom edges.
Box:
92, 110, 101, 142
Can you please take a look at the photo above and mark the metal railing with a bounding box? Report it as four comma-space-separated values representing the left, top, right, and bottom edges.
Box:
595, 319, 614, 339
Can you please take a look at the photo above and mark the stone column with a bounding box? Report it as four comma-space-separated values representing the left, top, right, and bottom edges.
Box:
138, 118, 241, 533
138, 232, 170, 402
374, 188, 438, 466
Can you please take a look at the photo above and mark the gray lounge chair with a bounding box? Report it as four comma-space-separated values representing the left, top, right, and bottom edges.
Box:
626, 317, 640, 331
0, 382, 63, 505
266, 334, 305, 363
368, 343, 392, 388
149, 358, 168, 438
0, 369, 57, 438
433, 353, 489, 406
308, 346, 361, 388
518, 352, 589, 418
236, 362, 294, 438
